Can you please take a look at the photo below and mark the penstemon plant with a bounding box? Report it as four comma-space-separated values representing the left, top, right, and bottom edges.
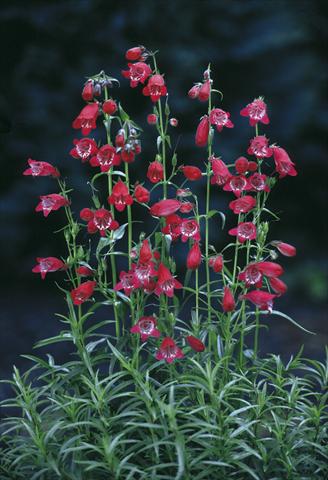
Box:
0, 46, 327, 480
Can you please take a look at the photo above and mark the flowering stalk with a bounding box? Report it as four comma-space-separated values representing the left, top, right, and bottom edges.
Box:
205, 67, 213, 332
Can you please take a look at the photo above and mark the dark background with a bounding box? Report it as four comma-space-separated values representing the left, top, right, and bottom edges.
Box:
0, 0, 327, 397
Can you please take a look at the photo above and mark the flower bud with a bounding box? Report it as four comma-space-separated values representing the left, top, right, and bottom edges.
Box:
195, 116, 209, 147
187, 243, 202, 270
147, 113, 157, 125
103, 99, 117, 115
222, 287, 235, 312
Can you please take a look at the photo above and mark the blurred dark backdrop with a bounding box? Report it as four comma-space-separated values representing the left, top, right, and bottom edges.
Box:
0, 0, 327, 395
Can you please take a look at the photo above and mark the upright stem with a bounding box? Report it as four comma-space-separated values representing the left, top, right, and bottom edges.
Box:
205, 73, 212, 329
125, 161, 135, 328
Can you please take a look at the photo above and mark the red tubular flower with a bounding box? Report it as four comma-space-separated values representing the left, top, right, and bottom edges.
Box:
241, 290, 276, 312
180, 219, 200, 243
272, 241, 296, 257
150, 199, 181, 217
228, 222, 257, 243
247, 135, 273, 158
211, 157, 232, 186
139, 239, 153, 264
70, 138, 98, 163
115, 269, 139, 296
134, 184, 150, 203
122, 62, 152, 88
247, 173, 270, 192
70, 280, 96, 305
238, 262, 283, 288
103, 99, 117, 115
81, 208, 119, 236
23, 159, 60, 178
223, 175, 250, 197
209, 255, 223, 273
186, 335, 205, 352
272, 146, 297, 178
195, 116, 209, 147
82, 80, 94, 101
108, 180, 133, 212
125, 46, 145, 61
156, 337, 184, 363
248, 161, 258, 172
240, 97, 269, 126
77, 265, 94, 277
229, 196, 256, 214
154, 263, 182, 298
209, 108, 234, 132
130, 316, 161, 342
90, 144, 121, 172
198, 80, 210, 102
80, 208, 94, 221
147, 113, 157, 125
142, 74, 167, 102
32, 257, 66, 280
235, 157, 249, 174
179, 201, 194, 213
188, 84, 201, 99
182, 166, 202, 181
187, 243, 202, 270
222, 286, 235, 312
162, 214, 182, 241
72, 103, 99, 136
35, 194, 69, 217
269, 277, 287, 295
256, 261, 284, 278
147, 161, 164, 183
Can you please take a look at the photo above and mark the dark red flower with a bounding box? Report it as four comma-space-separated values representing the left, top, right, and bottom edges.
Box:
77, 265, 94, 277
248, 161, 258, 172
80, 208, 119, 236
228, 222, 257, 243
147, 161, 164, 183
269, 277, 287, 295
186, 335, 205, 352
234, 157, 249, 174
147, 113, 157, 125
187, 243, 202, 270
122, 62, 152, 88
198, 80, 210, 102
130, 316, 161, 342
241, 290, 276, 312
188, 84, 201, 99
142, 74, 167, 102
195, 116, 209, 147
222, 287, 235, 312
247, 135, 272, 158
271, 241, 296, 257
209, 255, 223, 273
115, 130, 126, 147
70, 138, 98, 163
223, 175, 250, 197
211, 157, 232, 186
82, 80, 94, 101
154, 263, 182, 297
209, 108, 234, 132
115, 269, 139, 296
80, 208, 94, 221
272, 146, 297, 178
150, 199, 181, 217
90, 144, 121, 172
103, 99, 117, 115
35, 194, 69, 217
182, 166, 202, 181
72, 103, 99, 136
70, 280, 96, 305
229, 196, 256, 214
108, 180, 133, 212
180, 219, 200, 243
32, 257, 66, 280
247, 173, 270, 192
179, 201, 194, 213
239, 261, 283, 288
134, 184, 150, 203
125, 46, 145, 61
23, 159, 60, 178
240, 97, 269, 126
162, 214, 182, 241
156, 337, 184, 363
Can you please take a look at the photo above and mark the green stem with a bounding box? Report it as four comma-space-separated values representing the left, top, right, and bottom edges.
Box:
205, 72, 212, 331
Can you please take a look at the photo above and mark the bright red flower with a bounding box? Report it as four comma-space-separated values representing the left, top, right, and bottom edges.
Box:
76, 265, 94, 277
82, 80, 94, 101
269, 277, 287, 295
198, 80, 210, 102
188, 84, 201, 99
130, 316, 161, 342
80, 208, 94, 221
195, 116, 209, 147
182, 166, 202, 181
139, 239, 153, 264
147, 113, 157, 125
72, 103, 99, 136
180, 219, 200, 243
209, 255, 223, 273
122, 62, 152, 88
228, 222, 257, 243
115, 269, 139, 296
70, 280, 96, 305
222, 287, 235, 312
125, 46, 145, 61
103, 99, 117, 115
241, 290, 276, 312
134, 184, 150, 203
239, 261, 283, 288
186, 335, 205, 352
147, 161, 164, 183
108, 180, 133, 212
211, 157, 232, 186
142, 74, 167, 102
223, 175, 250, 197
162, 214, 182, 241
156, 337, 184, 363
80, 208, 119, 236
115, 130, 125, 147
272, 146, 297, 178
23, 159, 60, 178
248, 161, 258, 172
154, 263, 182, 297
187, 243, 202, 270
229, 196, 256, 214
90, 144, 121, 172
235, 157, 249, 174
70, 138, 98, 163
240, 97, 269, 126
247, 135, 273, 158
272, 241, 296, 257
35, 194, 69, 217
32, 257, 66, 280
150, 199, 181, 217
179, 201, 194, 213
247, 173, 270, 192
209, 108, 234, 132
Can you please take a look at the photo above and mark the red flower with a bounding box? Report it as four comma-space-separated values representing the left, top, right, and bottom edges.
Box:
80, 208, 94, 221
90, 144, 121, 172
240, 98, 269, 126
147, 161, 164, 183
272, 146, 297, 178
209, 255, 223, 273
234, 157, 249, 174
156, 337, 184, 363
32, 257, 66, 280
186, 335, 205, 352
122, 62, 152, 88
187, 243, 202, 270
179, 201, 194, 213
147, 113, 157, 125
139, 239, 153, 264
229, 196, 256, 214
72, 103, 99, 136
108, 180, 133, 212
80, 208, 119, 236
134, 184, 150, 203
238, 261, 283, 288
269, 277, 287, 295
247, 135, 273, 158
125, 46, 145, 61
209, 108, 234, 132
188, 84, 201, 99
198, 80, 210, 102
77, 265, 94, 277
82, 80, 94, 101
195, 116, 209, 147
222, 287, 235, 312
142, 74, 167, 102
228, 222, 257, 243
70, 138, 98, 163
115, 269, 139, 296
35, 194, 69, 217
130, 316, 161, 342
103, 99, 117, 115
154, 263, 182, 297
182, 166, 202, 181
211, 157, 232, 186
223, 175, 249, 197
23, 159, 60, 178
241, 290, 276, 312
70, 280, 96, 305
180, 219, 200, 243
162, 214, 182, 241
150, 199, 181, 217
272, 241, 296, 257
247, 173, 270, 192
